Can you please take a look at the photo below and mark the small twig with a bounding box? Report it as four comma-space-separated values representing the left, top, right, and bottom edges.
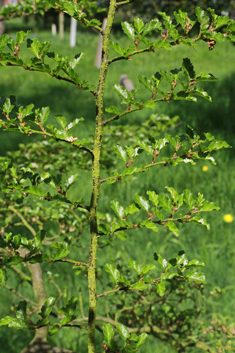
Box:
53, 259, 88, 267
1, 284, 38, 307
8, 205, 36, 236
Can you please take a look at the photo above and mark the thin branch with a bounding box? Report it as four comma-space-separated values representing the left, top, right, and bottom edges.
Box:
116, 0, 134, 6
108, 46, 155, 65
4, 62, 97, 99
100, 160, 166, 184
8, 205, 36, 236
53, 259, 88, 267
97, 286, 124, 298
1, 284, 38, 307
10, 265, 32, 283
103, 98, 165, 126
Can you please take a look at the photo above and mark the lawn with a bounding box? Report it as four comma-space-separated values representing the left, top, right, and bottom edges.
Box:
0, 17, 235, 352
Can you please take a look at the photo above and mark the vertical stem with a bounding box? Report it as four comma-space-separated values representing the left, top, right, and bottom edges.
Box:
87, 1, 117, 353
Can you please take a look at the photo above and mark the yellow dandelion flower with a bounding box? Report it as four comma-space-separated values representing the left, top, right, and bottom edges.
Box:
202, 166, 208, 172
223, 214, 233, 223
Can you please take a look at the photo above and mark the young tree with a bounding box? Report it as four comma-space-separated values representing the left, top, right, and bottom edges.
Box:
0, 1, 235, 353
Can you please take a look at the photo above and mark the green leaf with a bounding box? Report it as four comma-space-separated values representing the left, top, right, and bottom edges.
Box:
132, 282, 148, 291
109, 41, 125, 56
39, 297, 56, 318
187, 259, 205, 268
118, 276, 130, 286
121, 21, 135, 40
48, 324, 61, 336
67, 118, 84, 131
134, 194, 150, 213
64, 173, 79, 191
125, 203, 140, 217
3, 98, 14, 115
32, 229, 46, 249
185, 271, 206, 283
98, 223, 111, 235
55, 115, 67, 129
165, 186, 178, 203
195, 72, 218, 83
105, 106, 121, 115
110, 200, 125, 219
147, 191, 159, 207
207, 140, 231, 152
24, 186, 45, 197
136, 333, 148, 348
128, 259, 143, 275
186, 125, 198, 139
0, 34, 10, 51
0, 316, 29, 329
154, 40, 172, 50
134, 18, 144, 34
193, 87, 212, 102
111, 220, 132, 232
138, 141, 154, 155
182, 58, 195, 80
142, 19, 162, 36
103, 323, 114, 345
195, 7, 210, 30
16, 301, 27, 322
105, 263, 120, 282
116, 323, 130, 342
27, 38, 41, 58
142, 264, 155, 274
161, 272, 178, 280
113, 84, 129, 100
165, 222, 179, 236
183, 189, 196, 209
115, 145, 127, 163
52, 247, 70, 261
69, 53, 84, 68
0, 268, 6, 285
158, 194, 172, 212
57, 296, 78, 316
156, 281, 166, 296
122, 166, 140, 177
141, 220, 158, 232
35, 106, 50, 125
143, 100, 156, 109
177, 251, 188, 265
199, 201, 220, 212
190, 216, 210, 230
154, 253, 168, 268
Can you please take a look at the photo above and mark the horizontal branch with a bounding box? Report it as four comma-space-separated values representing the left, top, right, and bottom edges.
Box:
97, 285, 126, 298
4, 62, 96, 97
108, 46, 155, 65
53, 259, 88, 267
103, 98, 165, 126
100, 160, 166, 184
1, 284, 38, 307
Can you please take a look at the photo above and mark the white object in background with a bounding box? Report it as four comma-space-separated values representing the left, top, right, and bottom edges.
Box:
51, 23, 57, 36
94, 17, 107, 68
59, 12, 64, 39
70, 17, 77, 47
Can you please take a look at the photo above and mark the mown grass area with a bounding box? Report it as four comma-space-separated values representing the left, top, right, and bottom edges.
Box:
0, 18, 235, 352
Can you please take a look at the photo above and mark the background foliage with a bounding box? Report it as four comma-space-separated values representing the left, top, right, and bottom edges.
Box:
0, 2, 235, 353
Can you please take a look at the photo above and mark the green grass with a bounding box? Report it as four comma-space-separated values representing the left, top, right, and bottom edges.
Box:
0, 19, 235, 353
